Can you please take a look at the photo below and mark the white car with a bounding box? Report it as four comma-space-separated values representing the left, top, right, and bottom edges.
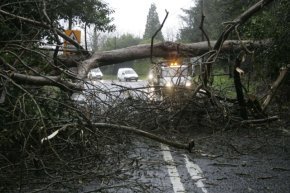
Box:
117, 68, 138, 82
70, 93, 87, 106
88, 68, 103, 80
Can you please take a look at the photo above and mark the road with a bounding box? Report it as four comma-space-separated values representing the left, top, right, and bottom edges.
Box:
71, 80, 149, 104
74, 80, 290, 193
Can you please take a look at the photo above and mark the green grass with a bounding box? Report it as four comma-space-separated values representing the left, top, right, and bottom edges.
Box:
212, 75, 236, 98
212, 74, 259, 99
103, 74, 117, 80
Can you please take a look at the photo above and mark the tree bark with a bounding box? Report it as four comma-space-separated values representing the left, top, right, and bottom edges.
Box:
77, 40, 268, 80
11, 73, 82, 91
93, 123, 195, 152
233, 54, 248, 120
262, 65, 290, 111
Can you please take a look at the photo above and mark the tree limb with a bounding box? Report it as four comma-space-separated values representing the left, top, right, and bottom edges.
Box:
241, 115, 279, 124
262, 65, 290, 111
0, 8, 87, 53
151, 10, 169, 63
77, 40, 268, 79
93, 123, 195, 152
11, 73, 82, 91
5, 40, 269, 89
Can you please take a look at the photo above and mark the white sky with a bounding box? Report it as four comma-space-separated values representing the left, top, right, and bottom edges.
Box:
104, 0, 195, 39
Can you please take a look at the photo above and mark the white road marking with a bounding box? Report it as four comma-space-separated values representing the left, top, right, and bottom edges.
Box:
161, 144, 185, 193
184, 154, 208, 193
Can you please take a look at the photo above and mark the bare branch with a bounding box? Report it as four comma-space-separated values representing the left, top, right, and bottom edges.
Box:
151, 10, 169, 63
11, 73, 82, 91
199, 0, 212, 50
0, 8, 87, 53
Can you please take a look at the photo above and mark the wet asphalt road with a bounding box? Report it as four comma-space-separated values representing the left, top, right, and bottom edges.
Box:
111, 135, 290, 193
74, 80, 290, 193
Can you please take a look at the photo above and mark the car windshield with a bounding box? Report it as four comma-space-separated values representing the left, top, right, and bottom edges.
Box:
91, 68, 100, 72
125, 70, 135, 74
162, 66, 188, 77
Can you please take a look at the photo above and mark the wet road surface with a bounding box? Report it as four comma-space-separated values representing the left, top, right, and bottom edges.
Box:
73, 80, 290, 193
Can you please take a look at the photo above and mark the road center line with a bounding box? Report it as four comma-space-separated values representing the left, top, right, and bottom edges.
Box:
160, 143, 185, 193
184, 154, 208, 193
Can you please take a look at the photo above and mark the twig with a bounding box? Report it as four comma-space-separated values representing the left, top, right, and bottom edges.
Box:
234, 25, 254, 54
41, 124, 75, 143
83, 183, 133, 193
211, 163, 239, 167
199, 0, 212, 50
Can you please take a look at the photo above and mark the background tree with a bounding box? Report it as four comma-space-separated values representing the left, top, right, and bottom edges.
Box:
0, 0, 115, 45
52, 0, 115, 31
241, 0, 290, 78
101, 34, 142, 51
178, 0, 251, 42
98, 33, 143, 75
143, 3, 164, 42
53, 0, 115, 49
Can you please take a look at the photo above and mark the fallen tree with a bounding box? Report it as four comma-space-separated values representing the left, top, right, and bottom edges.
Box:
4, 39, 269, 91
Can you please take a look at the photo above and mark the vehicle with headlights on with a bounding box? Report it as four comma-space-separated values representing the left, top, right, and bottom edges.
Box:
148, 59, 193, 99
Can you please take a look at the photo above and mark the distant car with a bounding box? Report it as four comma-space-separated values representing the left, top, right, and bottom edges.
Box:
70, 93, 87, 106
88, 68, 103, 80
117, 68, 138, 82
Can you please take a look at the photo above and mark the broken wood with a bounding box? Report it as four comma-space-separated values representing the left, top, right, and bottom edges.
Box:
233, 51, 248, 120
262, 65, 290, 111
93, 123, 195, 152
241, 115, 279, 124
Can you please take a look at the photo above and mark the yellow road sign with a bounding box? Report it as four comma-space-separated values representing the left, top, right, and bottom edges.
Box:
64, 30, 81, 55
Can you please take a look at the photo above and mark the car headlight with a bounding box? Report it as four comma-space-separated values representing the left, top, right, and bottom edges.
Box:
185, 81, 192, 87
165, 82, 172, 87
148, 73, 153, 80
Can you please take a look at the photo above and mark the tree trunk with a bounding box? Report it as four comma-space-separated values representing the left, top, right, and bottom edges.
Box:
68, 15, 72, 30
234, 54, 248, 120
85, 23, 88, 51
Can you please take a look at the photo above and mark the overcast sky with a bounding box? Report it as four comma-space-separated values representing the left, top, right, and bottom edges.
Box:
104, 0, 195, 39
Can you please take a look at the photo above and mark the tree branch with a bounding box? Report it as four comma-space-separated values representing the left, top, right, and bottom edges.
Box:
5, 39, 268, 89
76, 40, 269, 79
151, 10, 169, 63
262, 65, 290, 111
11, 73, 82, 91
0, 8, 87, 53
93, 123, 195, 152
